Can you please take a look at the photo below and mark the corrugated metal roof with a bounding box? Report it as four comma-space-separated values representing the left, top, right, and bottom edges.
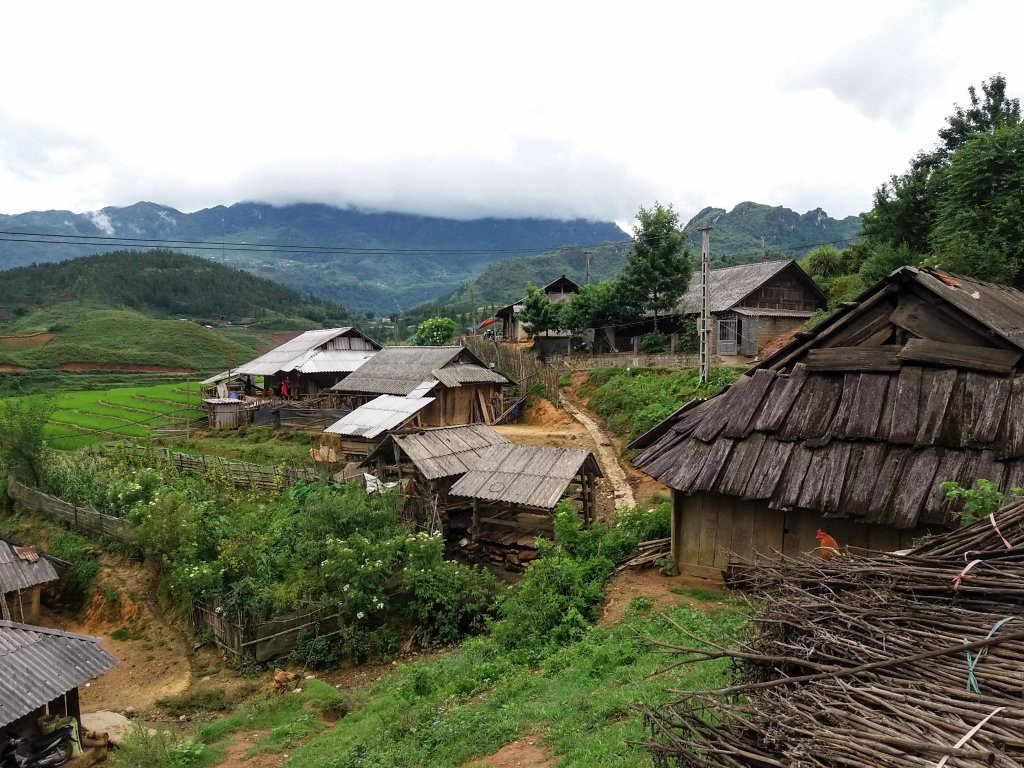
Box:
232, 328, 380, 376
731, 307, 816, 318
0, 541, 58, 593
0, 621, 117, 728
382, 425, 511, 480
676, 261, 794, 314
333, 347, 510, 396
449, 444, 599, 509
324, 395, 435, 439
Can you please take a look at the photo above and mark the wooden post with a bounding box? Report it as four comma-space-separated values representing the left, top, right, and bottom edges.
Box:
471, 500, 480, 542
393, 441, 403, 483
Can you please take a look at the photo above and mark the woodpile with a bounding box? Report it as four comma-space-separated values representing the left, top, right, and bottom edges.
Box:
615, 538, 670, 572
643, 500, 1024, 767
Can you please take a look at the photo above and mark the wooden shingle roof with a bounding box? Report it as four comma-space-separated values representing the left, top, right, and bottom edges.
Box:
632, 267, 1024, 530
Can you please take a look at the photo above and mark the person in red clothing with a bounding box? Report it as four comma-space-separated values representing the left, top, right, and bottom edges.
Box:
281, 376, 291, 400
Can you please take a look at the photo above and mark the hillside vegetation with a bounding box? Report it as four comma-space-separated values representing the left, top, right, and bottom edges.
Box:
0, 250, 353, 327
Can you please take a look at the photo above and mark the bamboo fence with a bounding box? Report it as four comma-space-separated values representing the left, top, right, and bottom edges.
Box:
6, 476, 132, 544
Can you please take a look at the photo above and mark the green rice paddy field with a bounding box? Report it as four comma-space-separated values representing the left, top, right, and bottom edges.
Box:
45, 382, 206, 449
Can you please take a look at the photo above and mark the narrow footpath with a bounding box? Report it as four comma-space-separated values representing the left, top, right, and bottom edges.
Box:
560, 399, 636, 509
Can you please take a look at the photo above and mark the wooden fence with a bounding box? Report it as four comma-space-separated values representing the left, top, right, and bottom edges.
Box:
190, 599, 340, 662
5, 476, 133, 544
99, 444, 321, 490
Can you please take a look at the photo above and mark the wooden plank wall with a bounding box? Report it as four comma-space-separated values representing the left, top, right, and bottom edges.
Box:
672, 491, 933, 579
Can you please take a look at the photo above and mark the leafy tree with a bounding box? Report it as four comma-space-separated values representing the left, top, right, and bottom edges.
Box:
414, 317, 457, 346
520, 284, 559, 336
801, 244, 846, 281
935, 74, 1021, 159
857, 243, 918, 288
619, 203, 693, 329
557, 280, 640, 334
0, 396, 55, 485
929, 124, 1024, 285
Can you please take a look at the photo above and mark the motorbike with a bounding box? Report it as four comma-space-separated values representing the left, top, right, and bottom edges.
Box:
0, 725, 74, 768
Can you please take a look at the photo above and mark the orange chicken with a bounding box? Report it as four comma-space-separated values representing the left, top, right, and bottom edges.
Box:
816, 529, 839, 561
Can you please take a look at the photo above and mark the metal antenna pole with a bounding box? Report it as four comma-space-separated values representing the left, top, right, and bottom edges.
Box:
699, 224, 712, 384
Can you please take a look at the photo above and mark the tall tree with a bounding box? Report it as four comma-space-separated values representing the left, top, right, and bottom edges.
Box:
414, 316, 457, 345
0, 396, 54, 486
619, 203, 693, 329
519, 284, 558, 336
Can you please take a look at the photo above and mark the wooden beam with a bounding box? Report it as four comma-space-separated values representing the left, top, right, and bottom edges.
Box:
898, 338, 1021, 374
803, 347, 902, 372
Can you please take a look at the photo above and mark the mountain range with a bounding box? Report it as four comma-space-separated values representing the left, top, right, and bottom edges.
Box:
0, 202, 627, 313
0, 200, 861, 315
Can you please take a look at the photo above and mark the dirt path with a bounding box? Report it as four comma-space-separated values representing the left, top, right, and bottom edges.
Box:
462, 734, 554, 768
599, 568, 727, 627
560, 399, 635, 509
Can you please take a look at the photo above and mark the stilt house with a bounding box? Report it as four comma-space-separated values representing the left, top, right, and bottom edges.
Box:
331, 346, 513, 425
448, 444, 601, 566
362, 424, 511, 529
0, 540, 58, 624
631, 267, 1024, 579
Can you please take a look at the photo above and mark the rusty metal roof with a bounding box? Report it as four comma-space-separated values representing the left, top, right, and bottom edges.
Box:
332, 346, 510, 396
0, 540, 58, 594
324, 395, 435, 439
0, 621, 117, 728
449, 444, 600, 509
368, 425, 511, 480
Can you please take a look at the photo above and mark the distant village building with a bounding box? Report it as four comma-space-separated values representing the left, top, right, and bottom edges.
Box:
495, 275, 580, 345
0, 539, 58, 624
605, 260, 827, 356
632, 267, 1024, 579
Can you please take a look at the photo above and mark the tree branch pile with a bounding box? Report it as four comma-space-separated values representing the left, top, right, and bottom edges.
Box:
643, 500, 1024, 767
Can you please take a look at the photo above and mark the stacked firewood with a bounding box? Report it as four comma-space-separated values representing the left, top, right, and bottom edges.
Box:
616, 538, 671, 572
643, 500, 1024, 767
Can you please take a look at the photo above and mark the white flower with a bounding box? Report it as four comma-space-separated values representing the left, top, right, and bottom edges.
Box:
356, 611, 364, 619
343, 584, 350, 592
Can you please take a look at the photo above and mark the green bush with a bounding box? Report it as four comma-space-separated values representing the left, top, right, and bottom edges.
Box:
404, 560, 498, 646
640, 331, 666, 353
941, 478, 1024, 526
46, 529, 99, 609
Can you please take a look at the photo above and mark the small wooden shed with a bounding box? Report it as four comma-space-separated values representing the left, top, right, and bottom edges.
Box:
631, 266, 1024, 579
363, 425, 511, 530
448, 444, 602, 564
0, 539, 59, 624
332, 346, 512, 425
0, 621, 116, 736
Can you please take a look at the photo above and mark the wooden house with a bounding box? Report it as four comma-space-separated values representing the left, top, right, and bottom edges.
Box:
323, 395, 436, 458
448, 444, 601, 565
0, 539, 58, 624
495, 275, 580, 344
362, 424, 511, 529
631, 267, 1024, 579
331, 346, 513, 425
0, 620, 116, 739
607, 260, 826, 356
204, 326, 381, 398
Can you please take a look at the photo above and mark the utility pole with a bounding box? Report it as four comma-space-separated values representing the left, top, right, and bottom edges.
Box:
584, 250, 592, 285
699, 224, 712, 384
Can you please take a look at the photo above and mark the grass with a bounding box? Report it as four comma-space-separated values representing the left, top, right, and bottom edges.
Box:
174, 427, 317, 466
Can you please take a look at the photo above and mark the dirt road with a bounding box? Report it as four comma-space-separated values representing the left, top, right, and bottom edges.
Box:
560, 399, 635, 509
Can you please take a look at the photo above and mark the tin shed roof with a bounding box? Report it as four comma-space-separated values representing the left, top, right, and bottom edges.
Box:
0, 541, 58, 593
324, 395, 435, 439
0, 621, 117, 728
449, 444, 600, 510
366, 425, 510, 480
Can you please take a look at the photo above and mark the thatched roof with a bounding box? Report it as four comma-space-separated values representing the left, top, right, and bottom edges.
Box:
632, 267, 1024, 529
332, 346, 510, 396
365, 425, 510, 480
449, 444, 600, 509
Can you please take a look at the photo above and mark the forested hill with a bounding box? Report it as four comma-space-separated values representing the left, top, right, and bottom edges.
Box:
415, 202, 863, 314
0, 201, 629, 313
0, 250, 354, 326
683, 202, 863, 263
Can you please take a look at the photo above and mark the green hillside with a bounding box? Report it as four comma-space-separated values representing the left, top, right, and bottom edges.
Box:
2, 309, 260, 371
0, 250, 354, 327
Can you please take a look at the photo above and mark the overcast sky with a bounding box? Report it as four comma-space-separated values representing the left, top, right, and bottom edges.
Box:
1, 0, 1021, 226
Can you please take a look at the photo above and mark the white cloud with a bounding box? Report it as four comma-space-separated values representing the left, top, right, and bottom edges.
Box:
0, 0, 1022, 224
